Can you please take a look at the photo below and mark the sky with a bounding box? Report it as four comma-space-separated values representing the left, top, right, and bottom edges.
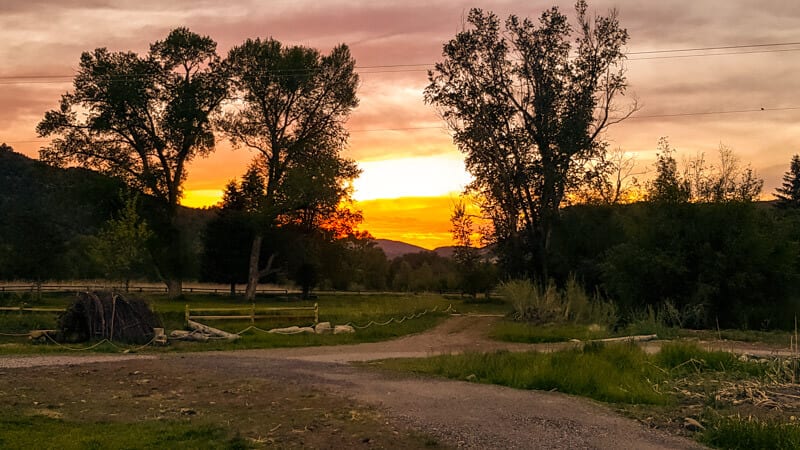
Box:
2, 0, 800, 249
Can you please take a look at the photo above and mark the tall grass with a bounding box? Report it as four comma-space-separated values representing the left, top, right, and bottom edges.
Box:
499, 277, 617, 326
382, 342, 669, 405
699, 415, 800, 450
380, 341, 778, 406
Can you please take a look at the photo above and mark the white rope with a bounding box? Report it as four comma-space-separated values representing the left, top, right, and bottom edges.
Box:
346, 304, 453, 330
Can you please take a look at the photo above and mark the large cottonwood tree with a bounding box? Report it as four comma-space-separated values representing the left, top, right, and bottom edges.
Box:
426, 1, 633, 278
37, 28, 228, 297
219, 38, 360, 300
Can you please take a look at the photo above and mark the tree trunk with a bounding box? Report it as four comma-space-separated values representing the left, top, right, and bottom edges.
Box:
244, 234, 263, 301
166, 278, 182, 298
229, 282, 236, 297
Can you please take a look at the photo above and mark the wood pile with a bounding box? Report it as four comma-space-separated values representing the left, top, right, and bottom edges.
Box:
57, 291, 161, 344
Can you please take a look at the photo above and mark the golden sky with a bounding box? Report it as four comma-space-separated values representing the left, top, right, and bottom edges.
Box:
3, 1, 800, 249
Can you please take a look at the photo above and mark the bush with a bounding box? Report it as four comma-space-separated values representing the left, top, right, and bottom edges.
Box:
500, 277, 616, 326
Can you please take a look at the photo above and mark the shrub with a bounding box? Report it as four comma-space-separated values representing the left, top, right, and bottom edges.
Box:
501, 277, 616, 326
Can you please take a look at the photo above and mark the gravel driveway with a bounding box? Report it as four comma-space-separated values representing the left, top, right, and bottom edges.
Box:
1, 315, 706, 449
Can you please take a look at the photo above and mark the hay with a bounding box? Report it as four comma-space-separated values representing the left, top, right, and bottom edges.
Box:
57, 291, 161, 344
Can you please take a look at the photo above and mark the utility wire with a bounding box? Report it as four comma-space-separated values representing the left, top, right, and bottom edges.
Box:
6, 106, 800, 146
2, 41, 800, 84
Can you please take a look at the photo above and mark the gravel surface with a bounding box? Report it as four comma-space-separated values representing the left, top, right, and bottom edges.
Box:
1, 316, 707, 449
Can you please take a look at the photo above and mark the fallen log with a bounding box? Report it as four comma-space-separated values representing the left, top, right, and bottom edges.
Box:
29, 330, 57, 341
596, 334, 658, 343
187, 320, 240, 341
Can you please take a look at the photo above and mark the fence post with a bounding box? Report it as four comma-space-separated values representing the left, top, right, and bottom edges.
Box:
314, 303, 319, 325
251, 303, 255, 324
184, 304, 189, 325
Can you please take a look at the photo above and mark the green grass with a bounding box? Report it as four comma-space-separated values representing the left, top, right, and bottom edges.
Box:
0, 292, 460, 354
0, 415, 250, 450
654, 341, 770, 378
380, 342, 670, 405
490, 321, 614, 343
377, 341, 775, 406
699, 415, 800, 450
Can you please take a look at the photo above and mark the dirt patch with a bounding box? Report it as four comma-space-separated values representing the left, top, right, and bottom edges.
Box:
0, 316, 708, 449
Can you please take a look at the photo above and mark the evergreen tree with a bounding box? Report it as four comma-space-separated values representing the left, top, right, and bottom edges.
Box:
775, 154, 800, 208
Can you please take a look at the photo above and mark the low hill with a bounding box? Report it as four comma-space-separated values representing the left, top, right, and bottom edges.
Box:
373, 239, 429, 260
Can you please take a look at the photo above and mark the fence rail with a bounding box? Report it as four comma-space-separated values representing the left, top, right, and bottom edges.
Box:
185, 303, 319, 325
0, 284, 290, 295
0, 306, 65, 313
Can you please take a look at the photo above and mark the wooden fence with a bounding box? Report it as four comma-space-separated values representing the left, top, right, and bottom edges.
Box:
185, 303, 319, 326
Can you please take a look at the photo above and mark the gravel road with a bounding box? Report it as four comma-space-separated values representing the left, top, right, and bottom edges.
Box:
1, 315, 707, 449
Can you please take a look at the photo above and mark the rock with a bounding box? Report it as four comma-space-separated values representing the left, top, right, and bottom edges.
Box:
683, 417, 705, 431
333, 325, 355, 334
465, 374, 478, 382
314, 322, 333, 334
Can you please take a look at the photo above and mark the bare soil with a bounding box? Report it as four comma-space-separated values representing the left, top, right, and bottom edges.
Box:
0, 315, 730, 448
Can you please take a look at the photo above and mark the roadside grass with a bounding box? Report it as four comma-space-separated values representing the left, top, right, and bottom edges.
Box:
0, 415, 250, 450
699, 415, 800, 450
377, 340, 799, 449
0, 292, 469, 354
378, 342, 670, 404
490, 321, 614, 343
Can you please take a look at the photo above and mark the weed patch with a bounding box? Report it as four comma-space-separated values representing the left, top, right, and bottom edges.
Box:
699, 415, 800, 450
0, 415, 250, 450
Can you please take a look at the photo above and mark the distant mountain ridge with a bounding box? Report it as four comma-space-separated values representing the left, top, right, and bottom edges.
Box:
373, 238, 457, 259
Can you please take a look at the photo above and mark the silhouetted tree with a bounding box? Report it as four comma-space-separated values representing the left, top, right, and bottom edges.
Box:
37, 28, 229, 297
426, 1, 634, 279
219, 38, 359, 300
647, 137, 691, 203
450, 201, 496, 297
776, 154, 800, 208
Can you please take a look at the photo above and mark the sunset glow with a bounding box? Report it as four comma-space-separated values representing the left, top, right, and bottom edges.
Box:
3, 1, 800, 248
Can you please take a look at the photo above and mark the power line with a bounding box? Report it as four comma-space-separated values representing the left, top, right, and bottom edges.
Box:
6, 106, 799, 147
2, 41, 800, 84
627, 41, 800, 55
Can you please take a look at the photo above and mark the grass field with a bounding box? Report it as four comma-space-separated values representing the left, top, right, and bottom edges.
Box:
0, 291, 490, 354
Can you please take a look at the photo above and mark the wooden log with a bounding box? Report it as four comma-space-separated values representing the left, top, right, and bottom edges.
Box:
29, 330, 57, 340
596, 334, 658, 343
187, 320, 240, 341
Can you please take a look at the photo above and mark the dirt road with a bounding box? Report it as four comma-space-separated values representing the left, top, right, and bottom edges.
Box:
1, 315, 708, 448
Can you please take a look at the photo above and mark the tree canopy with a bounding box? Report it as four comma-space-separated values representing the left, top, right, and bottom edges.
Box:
425, 1, 632, 278
36, 28, 229, 296
219, 38, 360, 299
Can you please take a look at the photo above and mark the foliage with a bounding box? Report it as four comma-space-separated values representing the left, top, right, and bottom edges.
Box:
500, 278, 616, 326
602, 201, 799, 329
775, 154, 800, 208
219, 38, 360, 299
388, 252, 458, 292
575, 147, 642, 205
647, 137, 691, 203
648, 138, 763, 204
36, 28, 229, 296
89, 194, 154, 289
449, 201, 497, 297
0, 146, 123, 281
426, 1, 632, 278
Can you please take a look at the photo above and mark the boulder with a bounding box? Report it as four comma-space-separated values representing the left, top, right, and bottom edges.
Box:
333, 325, 355, 334
314, 322, 333, 334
